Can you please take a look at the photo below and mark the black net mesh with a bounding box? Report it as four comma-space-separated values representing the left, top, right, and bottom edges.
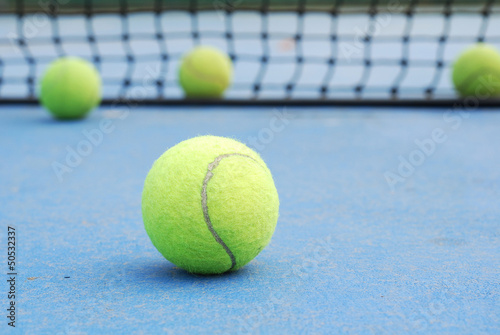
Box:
0, 0, 499, 104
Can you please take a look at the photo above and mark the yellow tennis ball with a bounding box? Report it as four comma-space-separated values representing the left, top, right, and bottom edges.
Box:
452, 43, 500, 98
40, 57, 101, 120
178, 46, 233, 98
142, 136, 279, 275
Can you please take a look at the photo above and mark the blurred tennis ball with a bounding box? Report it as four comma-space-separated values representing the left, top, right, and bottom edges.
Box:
40, 57, 101, 120
452, 43, 500, 98
178, 46, 233, 98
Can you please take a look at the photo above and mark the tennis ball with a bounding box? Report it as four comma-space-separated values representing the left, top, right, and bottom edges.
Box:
452, 43, 500, 98
142, 136, 279, 275
40, 57, 101, 119
178, 46, 233, 98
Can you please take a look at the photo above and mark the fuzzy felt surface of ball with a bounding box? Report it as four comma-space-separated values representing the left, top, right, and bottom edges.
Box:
178, 46, 233, 98
40, 57, 101, 119
142, 136, 279, 275
452, 43, 500, 98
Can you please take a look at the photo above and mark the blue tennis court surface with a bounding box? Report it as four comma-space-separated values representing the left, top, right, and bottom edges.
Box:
1, 105, 498, 334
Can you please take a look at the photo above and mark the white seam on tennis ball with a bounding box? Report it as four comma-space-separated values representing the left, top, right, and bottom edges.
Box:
201, 152, 267, 272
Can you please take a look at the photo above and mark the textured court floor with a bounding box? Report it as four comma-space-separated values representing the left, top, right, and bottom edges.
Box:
1, 105, 499, 334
